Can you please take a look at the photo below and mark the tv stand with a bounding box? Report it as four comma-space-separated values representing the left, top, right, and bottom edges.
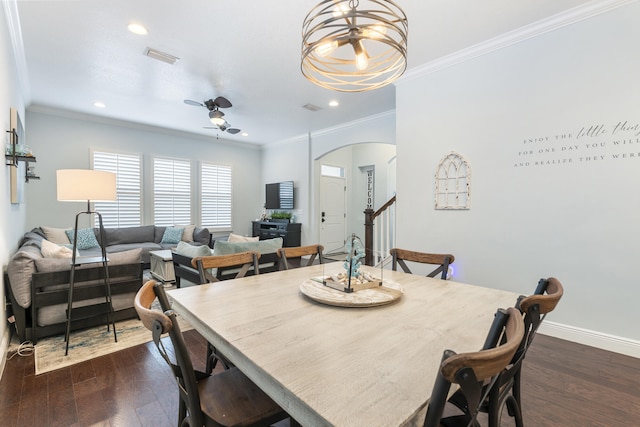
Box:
252, 221, 301, 247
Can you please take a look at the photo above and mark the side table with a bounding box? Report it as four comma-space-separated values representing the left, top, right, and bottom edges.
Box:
150, 249, 176, 283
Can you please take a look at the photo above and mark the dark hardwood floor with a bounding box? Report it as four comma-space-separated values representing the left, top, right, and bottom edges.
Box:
1, 329, 638, 426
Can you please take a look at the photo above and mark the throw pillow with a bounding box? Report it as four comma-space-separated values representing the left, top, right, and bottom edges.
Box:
175, 241, 212, 258
228, 232, 259, 243
213, 237, 283, 255
65, 228, 100, 250
161, 227, 184, 244
41, 226, 71, 244
176, 224, 196, 243
40, 239, 75, 259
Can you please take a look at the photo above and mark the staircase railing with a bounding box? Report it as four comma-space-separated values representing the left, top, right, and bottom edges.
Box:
364, 195, 396, 266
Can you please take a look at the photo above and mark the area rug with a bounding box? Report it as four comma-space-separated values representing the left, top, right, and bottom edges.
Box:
35, 309, 192, 375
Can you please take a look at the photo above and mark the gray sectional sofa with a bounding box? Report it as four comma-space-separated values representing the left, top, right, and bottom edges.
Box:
5, 225, 210, 342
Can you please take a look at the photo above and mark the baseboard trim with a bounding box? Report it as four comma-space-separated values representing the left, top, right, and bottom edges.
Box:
0, 327, 10, 382
539, 321, 640, 358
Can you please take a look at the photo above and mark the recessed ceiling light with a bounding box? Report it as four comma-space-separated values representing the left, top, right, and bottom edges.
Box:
93, 101, 106, 108
329, 100, 339, 107
128, 23, 148, 35
241, 132, 249, 137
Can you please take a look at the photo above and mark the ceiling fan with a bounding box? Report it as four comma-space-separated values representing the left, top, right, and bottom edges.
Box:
184, 96, 242, 134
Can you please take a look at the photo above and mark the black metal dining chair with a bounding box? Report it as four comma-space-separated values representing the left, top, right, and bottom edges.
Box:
446, 277, 564, 426
423, 306, 525, 427
134, 280, 288, 427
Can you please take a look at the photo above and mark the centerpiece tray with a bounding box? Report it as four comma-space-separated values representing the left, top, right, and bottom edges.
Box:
300, 278, 402, 307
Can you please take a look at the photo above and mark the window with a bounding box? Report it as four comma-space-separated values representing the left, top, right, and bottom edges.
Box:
93, 151, 142, 227
201, 163, 232, 229
154, 157, 191, 225
321, 164, 344, 177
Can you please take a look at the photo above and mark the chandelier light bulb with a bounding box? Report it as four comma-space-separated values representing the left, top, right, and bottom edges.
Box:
315, 40, 338, 57
363, 24, 387, 39
332, 4, 350, 17
355, 52, 369, 70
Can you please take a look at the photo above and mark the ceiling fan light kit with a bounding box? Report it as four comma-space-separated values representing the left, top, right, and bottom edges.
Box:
301, 0, 408, 92
184, 96, 242, 135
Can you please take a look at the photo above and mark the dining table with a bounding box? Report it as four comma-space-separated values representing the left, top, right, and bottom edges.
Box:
167, 262, 520, 427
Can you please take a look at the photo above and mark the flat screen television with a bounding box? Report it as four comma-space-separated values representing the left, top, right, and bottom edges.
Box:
265, 181, 294, 209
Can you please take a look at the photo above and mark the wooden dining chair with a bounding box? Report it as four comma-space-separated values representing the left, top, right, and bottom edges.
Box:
277, 244, 324, 270
390, 248, 455, 280
134, 280, 288, 427
446, 277, 564, 427
190, 251, 261, 373
191, 251, 261, 284
423, 306, 525, 427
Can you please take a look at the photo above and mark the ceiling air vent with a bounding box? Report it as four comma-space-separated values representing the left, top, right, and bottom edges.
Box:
144, 47, 179, 65
302, 103, 322, 112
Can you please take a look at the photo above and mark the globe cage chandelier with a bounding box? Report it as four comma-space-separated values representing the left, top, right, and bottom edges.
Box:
301, 0, 408, 92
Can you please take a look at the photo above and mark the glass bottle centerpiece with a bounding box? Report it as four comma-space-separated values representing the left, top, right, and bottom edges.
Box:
323, 233, 381, 293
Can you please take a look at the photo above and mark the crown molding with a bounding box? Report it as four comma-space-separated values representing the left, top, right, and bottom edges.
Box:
2, 0, 31, 102
397, 0, 638, 85
310, 110, 395, 139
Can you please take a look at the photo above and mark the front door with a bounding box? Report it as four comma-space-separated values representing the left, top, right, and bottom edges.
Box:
319, 175, 346, 253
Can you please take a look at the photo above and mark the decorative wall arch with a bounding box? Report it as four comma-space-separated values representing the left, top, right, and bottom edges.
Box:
435, 151, 471, 210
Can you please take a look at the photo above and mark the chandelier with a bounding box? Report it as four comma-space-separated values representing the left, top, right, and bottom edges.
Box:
301, 0, 408, 92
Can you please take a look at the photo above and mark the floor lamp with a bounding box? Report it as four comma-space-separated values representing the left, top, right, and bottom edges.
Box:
56, 169, 117, 355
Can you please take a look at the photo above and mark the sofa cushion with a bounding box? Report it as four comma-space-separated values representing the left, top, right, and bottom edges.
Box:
40, 239, 75, 259
175, 241, 212, 258
193, 227, 211, 246
7, 246, 42, 308
228, 233, 259, 243
213, 238, 283, 255
176, 224, 196, 243
41, 226, 71, 244
161, 227, 184, 244
35, 248, 143, 274
65, 228, 100, 250
103, 225, 156, 245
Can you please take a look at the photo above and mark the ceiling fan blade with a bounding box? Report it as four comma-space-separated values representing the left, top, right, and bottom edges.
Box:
184, 99, 204, 107
227, 128, 241, 134
213, 96, 232, 109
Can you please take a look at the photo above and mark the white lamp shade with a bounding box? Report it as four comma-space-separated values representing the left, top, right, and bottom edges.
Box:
56, 169, 117, 202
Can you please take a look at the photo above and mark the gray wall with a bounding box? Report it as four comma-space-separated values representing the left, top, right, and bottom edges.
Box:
24, 109, 263, 235
396, 3, 639, 349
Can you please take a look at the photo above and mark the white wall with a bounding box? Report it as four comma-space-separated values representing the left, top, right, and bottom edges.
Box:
24, 109, 263, 235
396, 3, 640, 348
1, 2, 29, 376
260, 135, 310, 239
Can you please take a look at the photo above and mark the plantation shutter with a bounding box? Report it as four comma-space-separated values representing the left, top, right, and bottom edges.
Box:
153, 157, 191, 226
93, 151, 142, 228
201, 163, 232, 229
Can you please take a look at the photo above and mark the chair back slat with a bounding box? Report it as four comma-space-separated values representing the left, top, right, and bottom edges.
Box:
390, 248, 455, 280
277, 244, 324, 270
191, 251, 261, 283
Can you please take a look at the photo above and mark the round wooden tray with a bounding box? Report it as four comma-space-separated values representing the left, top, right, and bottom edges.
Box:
300, 279, 403, 307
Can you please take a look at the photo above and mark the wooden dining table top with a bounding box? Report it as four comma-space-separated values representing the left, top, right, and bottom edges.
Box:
167, 263, 520, 427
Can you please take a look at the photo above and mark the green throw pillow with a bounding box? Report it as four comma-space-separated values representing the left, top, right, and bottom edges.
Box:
175, 241, 212, 258
161, 227, 184, 244
65, 228, 100, 250
213, 237, 283, 255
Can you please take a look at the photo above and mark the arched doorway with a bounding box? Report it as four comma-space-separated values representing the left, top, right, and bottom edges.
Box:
315, 142, 396, 254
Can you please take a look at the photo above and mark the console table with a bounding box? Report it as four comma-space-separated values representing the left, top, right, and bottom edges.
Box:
252, 220, 301, 247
